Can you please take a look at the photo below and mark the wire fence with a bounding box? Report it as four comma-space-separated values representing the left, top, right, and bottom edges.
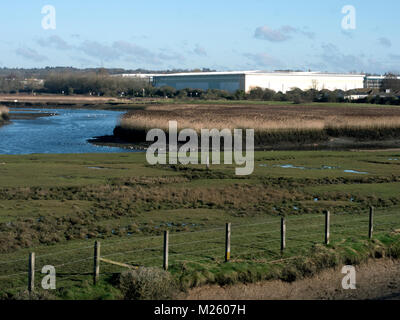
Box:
0, 206, 399, 293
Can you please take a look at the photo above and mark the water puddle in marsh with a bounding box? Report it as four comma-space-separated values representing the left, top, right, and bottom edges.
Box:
259, 164, 340, 170
259, 164, 369, 174
343, 169, 368, 174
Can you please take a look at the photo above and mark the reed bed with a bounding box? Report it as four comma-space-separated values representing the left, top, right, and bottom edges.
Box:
116, 104, 400, 145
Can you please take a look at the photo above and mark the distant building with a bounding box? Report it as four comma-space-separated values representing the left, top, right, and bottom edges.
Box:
364, 76, 385, 89
152, 71, 365, 93
113, 73, 156, 82
364, 75, 400, 90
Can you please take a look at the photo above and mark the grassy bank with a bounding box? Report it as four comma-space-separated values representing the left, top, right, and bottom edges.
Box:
0, 151, 399, 299
114, 104, 400, 147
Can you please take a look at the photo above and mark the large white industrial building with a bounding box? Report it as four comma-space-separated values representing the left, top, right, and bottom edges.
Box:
152, 71, 365, 93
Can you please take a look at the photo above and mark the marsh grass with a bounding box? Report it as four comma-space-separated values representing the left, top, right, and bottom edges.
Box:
0, 152, 400, 299
117, 104, 400, 145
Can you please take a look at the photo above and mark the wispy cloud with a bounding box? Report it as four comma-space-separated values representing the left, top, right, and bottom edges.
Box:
389, 54, 400, 61
341, 30, 355, 39
113, 41, 159, 64
76, 40, 184, 65
378, 37, 392, 48
254, 25, 315, 42
320, 43, 366, 72
193, 44, 207, 56
15, 48, 47, 62
37, 35, 72, 50
243, 52, 282, 68
79, 41, 119, 62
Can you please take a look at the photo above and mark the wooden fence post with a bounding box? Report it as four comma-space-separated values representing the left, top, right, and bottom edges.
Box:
225, 223, 231, 262
369, 206, 374, 239
281, 217, 286, 251
325, 211, 330, 245
93, 241, 100, 285
163, 231, 169, 271
28, 252, 35, 293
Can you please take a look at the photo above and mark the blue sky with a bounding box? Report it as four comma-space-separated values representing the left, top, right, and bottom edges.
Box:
0, 0, 399, 73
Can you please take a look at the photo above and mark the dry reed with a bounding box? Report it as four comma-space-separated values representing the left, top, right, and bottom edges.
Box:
120, 104, 400, 133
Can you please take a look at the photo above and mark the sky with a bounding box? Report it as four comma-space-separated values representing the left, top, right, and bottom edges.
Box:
0, 0, 399, 73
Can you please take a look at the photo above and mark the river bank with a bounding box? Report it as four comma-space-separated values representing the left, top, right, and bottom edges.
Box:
0, 94, 160, 111
89, 134, 400, 151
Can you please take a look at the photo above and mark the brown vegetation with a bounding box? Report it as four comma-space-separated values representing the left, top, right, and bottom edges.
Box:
115, 104, 400, 146
120, 104, 400, 132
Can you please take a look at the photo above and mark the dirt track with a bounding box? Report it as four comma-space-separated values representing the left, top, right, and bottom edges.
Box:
182, 259, 400, 300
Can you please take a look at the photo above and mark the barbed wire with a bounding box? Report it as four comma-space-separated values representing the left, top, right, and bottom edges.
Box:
0, 270, 28, 279
1, 210, 399, 266
1, 209, 399, 284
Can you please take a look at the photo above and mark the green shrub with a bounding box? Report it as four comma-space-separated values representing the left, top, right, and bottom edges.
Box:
119, 267, 177, 300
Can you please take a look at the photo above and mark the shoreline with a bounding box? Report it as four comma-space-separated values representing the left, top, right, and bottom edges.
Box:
3, 98, 400, 152
89, 134, 400, 152
0, 120, 10, 128
9, 111, 58, 120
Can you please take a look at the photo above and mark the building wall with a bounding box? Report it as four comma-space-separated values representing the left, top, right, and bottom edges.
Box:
245, 73, 365, 93
153, 74, 245, 92
364, 76, 400, 89
153, 72, 365, 93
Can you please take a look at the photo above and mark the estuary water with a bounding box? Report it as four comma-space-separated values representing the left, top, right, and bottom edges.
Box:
0, 108, 133, 155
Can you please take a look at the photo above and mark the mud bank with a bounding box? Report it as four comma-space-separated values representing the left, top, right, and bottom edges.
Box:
90, 133, 400, 151
181, 258, 400, 300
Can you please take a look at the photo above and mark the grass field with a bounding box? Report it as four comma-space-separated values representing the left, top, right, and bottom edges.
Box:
0, 150, 400, 299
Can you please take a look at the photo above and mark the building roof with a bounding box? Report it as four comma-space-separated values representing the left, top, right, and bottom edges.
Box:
153, 71, 365, 78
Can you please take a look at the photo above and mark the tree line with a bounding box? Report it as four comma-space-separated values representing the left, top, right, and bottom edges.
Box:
0, 69, 399, 105
150, 86, 400, 105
